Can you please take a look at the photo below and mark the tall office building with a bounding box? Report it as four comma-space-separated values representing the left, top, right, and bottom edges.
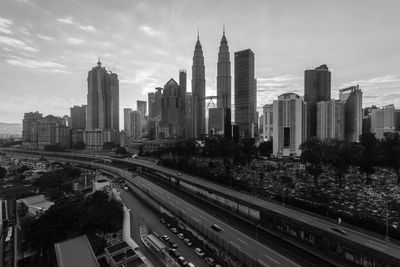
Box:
370, 104, 395, 139
137, 100, 147, 134
123, 108, 133, 134
262, 104, 273, 141
70, 105, 86, 130
192, 33, 206, 138
304, 64, 331, 139
185, 92, 194, 138
208, 27, 232, 137
339, 85, 363, 142
86, 59, 119, 130
272, 93, 307, 157
160, 78, 185, 138
234, 49, 256, 139
395, 109, 400, 131
316, 100, 345, 140
148, 87, 163, 139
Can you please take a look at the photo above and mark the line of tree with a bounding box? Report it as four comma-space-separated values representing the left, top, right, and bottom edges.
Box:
300, 132, 400, 186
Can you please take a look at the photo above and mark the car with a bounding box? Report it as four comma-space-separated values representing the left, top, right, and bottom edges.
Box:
123, 186, 129, 191
176, 172, 182, 177
169, 242, 178, 249
167, 223, 171, 228
205, 257, 215, 266
195, 248, 204, 257
168, 248, 180, 258
187, 263, 195, 267
183, 238, 192, 246
171, 228, 178, 234
160, 218, 166, 224
177, 233, 184, 239
161, 235, 170, 242
331, 227, 347, 235
177, 256, 188, 266
211, 224, 221, 232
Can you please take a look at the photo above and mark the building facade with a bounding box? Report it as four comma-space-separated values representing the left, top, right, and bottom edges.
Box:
304, 64, 331, 139
370, 104, 395, 139
160, 78, 185, 138
234, 49, 256, 139
185, 92, 194, 138
339, 85, 363, 142
83, 129, 119, 150
123, 108, 133, 134
70, 105, 86, 130
86, 60, 119, 131
272, 93, 307, 157
262, 104, 273, 141
192, 34, 206, 138
316, 100, 345, 140
129, 110, 142, 139
148, 87, 163, 139
22, 111, 43, 150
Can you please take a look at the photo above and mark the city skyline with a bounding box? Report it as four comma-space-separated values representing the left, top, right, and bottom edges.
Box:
1, 0, 400, 126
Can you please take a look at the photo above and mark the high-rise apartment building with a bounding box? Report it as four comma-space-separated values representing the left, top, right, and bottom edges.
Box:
370, 104, 395, 139
160, 78, 185, 138
304, 64, 331, 139
339, 85, 363, 142
192, 33, 206, 138
234, 49, 256, 139
86, 60, 119, 131
123, 108, 133, 134
272, 93, 307, 157
262, 104, 273, 141
148, 87, 163, 139
395, 109, 400, 131
70, 105, 86, 130
129, 110, 142, 139
22, 111, 43, 150
137, 100, 147, 134
316, 100, 345, 140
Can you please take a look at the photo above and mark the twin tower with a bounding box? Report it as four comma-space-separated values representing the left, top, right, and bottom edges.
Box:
192, 28, 231, 138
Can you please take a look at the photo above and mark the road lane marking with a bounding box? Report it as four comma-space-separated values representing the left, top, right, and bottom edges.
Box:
366, 243, 385, 251
264, 254, 280, 265
367, 239, 388, 248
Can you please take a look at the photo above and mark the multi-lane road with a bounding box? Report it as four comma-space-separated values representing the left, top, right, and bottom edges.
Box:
126, 173, 301, 267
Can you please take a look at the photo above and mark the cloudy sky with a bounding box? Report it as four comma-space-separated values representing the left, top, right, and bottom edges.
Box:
0, 0, 399, 125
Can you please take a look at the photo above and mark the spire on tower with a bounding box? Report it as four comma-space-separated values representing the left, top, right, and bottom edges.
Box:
223, 22, 225, 35
197, 28, 199, 40
97, 57, 101, 67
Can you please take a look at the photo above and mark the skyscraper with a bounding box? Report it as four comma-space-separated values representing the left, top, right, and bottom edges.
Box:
304, 64, 331, 139
22, 111, 43, 150
272, 93, 307, 157
217, 26, 231, 109
123, 108, 133, 134
70, 105, 86, 130
86, 59, 119, 130
137, 100, 147, 134
234, 49, 256, 139
339, 85, 363, 142
148, 87, 163, 139
192, 32, 206, 138
262, 104, 273, 141
160, 78, 185, 138
316, 100, 345, 140
185, 92, 194, 138
129, 110, 142, 139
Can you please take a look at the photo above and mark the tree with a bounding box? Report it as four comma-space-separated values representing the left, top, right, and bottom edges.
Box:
300, 137, 326, 186
73, 141, 86, 150
102, 142, 115, 150
0, 167, 6, 179
381, 132, 400, 184
258, 140, 273, 157
358, 133, 379, 184
115, 146, 127, 155
325, 140, 354, 188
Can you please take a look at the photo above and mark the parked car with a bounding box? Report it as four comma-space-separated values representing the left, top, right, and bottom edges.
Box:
211, 224, 221, 232
177, 233, 184, 239
177, 256, 188, 266
171, 228, 178, 234
161, 235, 170, 242
168, 248, 180, 258
195, 248, 204, 257
160, 218, 166, 224
183, 238, 192, 246
187, 262, 195, 267
205, 257, 215, 266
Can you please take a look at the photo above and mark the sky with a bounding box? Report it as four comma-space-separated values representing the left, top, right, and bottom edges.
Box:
0, 0, 399, 126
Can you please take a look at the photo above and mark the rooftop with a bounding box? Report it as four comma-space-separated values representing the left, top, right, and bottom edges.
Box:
54, 235, 99, 267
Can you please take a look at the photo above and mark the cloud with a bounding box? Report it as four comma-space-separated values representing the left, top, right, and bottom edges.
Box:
0, 17, 13, 35
0, 35, 37, 52
66, 37, 86, 45
139, 25, 159, 37
79, 25, 96, 32
37, 34, 54, 41
6, 57, 66, 69
57, 17, 73, 24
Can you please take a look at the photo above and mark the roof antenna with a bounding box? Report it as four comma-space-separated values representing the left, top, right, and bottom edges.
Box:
197, 28, 199, 40
223, 22, 225, 35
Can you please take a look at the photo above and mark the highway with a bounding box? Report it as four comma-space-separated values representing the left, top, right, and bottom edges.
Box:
126, 173, 301, 267
122, 158, 400, 261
